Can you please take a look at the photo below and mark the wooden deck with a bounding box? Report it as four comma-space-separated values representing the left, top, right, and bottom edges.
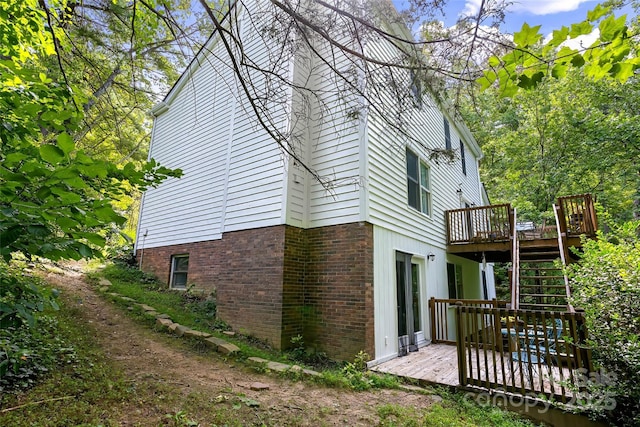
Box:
371, 344, 460, 386
371, 343, 577, 401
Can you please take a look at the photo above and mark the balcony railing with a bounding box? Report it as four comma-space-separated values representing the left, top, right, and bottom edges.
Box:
446, 204, 513, 245
446, 194, 597, 246
557, 194, 598, 237
429, 297, 507, 344
455, 305, 593, 403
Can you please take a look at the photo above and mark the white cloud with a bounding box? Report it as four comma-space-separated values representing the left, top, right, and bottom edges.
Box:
461, 0, 483, 18
509, 0, 595, 15
543, 28, 600, 49
462, 0, 596, 17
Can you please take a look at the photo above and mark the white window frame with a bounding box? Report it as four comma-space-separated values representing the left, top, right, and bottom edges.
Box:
169, 254, 189, 290
406, 148, 432, 216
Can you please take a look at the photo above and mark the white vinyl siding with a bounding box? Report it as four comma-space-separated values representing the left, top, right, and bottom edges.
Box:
364, 36, 483, 249
137, 0, 291, 250
285, 19, 365, 228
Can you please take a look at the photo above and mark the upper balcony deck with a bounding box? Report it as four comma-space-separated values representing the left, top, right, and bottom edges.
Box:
445, 194, 598, 263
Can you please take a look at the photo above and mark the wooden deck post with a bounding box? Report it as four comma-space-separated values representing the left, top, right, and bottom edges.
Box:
429, 297, 436, 344
455, 302, 466, 387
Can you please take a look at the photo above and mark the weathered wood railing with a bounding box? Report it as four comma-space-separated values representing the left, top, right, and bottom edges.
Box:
557, 194, 598, 237
446, 204, 513, 245
429, 298, 507, 344
455, 306, 593, 403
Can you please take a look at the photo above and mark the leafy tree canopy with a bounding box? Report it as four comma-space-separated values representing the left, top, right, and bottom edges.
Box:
479, 4, 639, 96
0, 0, 181, 261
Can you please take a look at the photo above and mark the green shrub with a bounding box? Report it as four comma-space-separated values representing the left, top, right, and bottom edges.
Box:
0, 263, 59, 328
568, 221, 640, 426
0, 315, 76, 391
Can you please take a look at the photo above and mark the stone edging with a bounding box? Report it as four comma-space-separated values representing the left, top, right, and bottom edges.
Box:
98, 279, 320, 377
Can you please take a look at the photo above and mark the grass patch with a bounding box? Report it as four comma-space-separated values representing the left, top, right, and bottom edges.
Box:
0, 299, 135, 425
93, 262, 291, 364
377, 390, 539, 427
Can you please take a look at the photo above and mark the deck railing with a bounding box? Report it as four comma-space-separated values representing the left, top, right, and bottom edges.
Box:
557, 194, 598, 237
455, 305, 593, 403
429, 298, 507, 344
446, 204, 513, 245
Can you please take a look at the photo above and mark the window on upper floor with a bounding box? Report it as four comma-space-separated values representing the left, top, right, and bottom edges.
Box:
409, 70, 422, 108
444, 117, 451, 150
460, 139, 467, 175
406, 148, 431, 216
170, 254, 189, 290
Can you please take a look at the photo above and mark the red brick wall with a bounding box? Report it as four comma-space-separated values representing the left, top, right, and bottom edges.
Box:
137, 226, 288, 348
281, 226, 306, 347
304, 222, 375, 360
137, 222, 375, 360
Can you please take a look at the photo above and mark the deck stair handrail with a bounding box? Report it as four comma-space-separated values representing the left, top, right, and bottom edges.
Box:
510, 209, 520, 310
553, 204, 574, 313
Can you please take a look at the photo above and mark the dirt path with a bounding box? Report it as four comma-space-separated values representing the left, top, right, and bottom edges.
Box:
44, 268, 438, 426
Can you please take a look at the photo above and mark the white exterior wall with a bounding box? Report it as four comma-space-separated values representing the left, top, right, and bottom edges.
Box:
136, 0, 493, 363
137, 0, 293, 250
287, 22, 365, 228
364, 38, 486, 363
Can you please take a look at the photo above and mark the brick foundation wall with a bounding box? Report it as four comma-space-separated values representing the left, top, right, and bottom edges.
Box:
137, 222, 375, 360
281, 226, 306, 348
137, 226, 288, 348
304, 222, 375, 361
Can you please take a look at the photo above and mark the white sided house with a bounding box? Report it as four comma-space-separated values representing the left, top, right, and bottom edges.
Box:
135, 0, 495, 363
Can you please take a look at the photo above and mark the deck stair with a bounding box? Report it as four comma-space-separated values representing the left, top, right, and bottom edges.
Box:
518, 262, 568, 310
510, 205, 573, 312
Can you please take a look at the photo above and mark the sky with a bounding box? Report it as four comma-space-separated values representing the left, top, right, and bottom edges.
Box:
408, 0, 635, 41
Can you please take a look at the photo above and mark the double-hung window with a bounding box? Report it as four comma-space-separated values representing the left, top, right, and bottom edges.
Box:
406, 148, 431, 216
170, 255, 189, 289
444, 117, 451, 150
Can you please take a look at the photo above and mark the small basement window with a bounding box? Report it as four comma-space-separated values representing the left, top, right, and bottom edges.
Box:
170, 255, 189, 290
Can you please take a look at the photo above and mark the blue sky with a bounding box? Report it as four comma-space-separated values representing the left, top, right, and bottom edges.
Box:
400, 0, 635, 35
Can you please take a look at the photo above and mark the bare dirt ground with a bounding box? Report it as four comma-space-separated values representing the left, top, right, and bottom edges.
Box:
44, 268, 439, 426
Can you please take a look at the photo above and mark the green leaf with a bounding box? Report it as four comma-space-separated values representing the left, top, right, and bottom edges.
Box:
488, 56, 501, 67
610, 62, 635, 83
478, 70, 497, 91
548, 27, 570, 48
513, 23, 542, 48
587, 4, 610, 22
27, 225, 49, 236
599, 14, 626, 42
39, 144, 65, 164
569, 21, 593, 38
62, 176, 87, 189
56, 133, 74, 155
0, 226, 23, 246
4, 152, 29, 166
56, 217, 78, 232
36, 186, 52, 200
551, 64, 568, 79
571, 54, 585, 67
50, 187, 82, 204
80, 233, 107, 247
76, 243, 93, 258
94, 206, 126, 225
